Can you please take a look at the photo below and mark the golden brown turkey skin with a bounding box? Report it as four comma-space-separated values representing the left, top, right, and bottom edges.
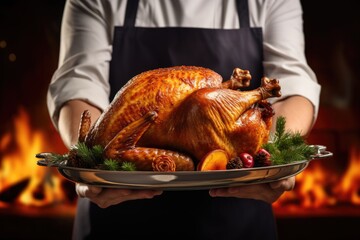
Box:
141, 83, 275, 161
85, 66, 223, 147
78, 66, 280, 171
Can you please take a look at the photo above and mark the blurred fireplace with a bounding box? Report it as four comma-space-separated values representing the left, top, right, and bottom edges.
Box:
274, 106, 360, 240
0, 108, 76, 240
0, 106, 360, 240
1, 1, 359, 239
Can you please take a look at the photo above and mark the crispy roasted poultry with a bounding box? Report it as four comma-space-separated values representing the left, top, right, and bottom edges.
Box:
74, 66, 281, 171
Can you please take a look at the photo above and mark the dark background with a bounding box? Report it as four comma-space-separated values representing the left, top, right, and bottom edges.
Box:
1, 1, 360, 240
0, 0, 360, 134
0, 0, 359, 134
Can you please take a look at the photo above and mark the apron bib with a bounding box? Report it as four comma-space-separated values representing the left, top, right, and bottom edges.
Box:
109, 0, 264, 100
74, 1, 277, 239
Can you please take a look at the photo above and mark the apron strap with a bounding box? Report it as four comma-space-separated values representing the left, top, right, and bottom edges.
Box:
236, 0, 250, 28
124, 0, 139, 27
124, 0, 250, 28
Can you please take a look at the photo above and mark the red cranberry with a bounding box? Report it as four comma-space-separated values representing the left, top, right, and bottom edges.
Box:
239, 153, 254, 168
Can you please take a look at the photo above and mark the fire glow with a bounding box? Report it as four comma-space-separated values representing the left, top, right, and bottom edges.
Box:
273, 145, 360, 213
0, 108, 68, 208
1, 108, 360, 215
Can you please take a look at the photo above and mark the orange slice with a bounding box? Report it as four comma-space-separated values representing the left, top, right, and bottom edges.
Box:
197, 149, 229, 171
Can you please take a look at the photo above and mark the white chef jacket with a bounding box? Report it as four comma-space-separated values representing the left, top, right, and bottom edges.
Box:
47, 0, 321, 128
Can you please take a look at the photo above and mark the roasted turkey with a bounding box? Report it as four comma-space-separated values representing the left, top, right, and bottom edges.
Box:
75, 66, 281, 171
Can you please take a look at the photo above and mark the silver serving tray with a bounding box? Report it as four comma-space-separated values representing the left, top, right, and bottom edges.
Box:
36, 145, 332, 190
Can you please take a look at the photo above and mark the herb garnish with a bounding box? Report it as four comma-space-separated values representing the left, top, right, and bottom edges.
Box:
262, 116, 316, 165
44, 143, 136, 171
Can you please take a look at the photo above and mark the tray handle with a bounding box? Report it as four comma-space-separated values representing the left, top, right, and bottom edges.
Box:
36, 152, 64, 167
310, 145, 333, 160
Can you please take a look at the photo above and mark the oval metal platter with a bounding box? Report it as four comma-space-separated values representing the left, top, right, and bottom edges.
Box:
36, 145, 332, 190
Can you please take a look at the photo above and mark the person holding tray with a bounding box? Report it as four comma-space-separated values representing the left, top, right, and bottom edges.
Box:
47, 0, 321, 239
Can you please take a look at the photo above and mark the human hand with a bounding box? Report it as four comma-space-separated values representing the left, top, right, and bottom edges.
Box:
76, 183, 163, 208
208, 176, 295, 204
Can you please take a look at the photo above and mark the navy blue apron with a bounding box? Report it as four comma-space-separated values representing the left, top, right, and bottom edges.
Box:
73, 0, 277, 239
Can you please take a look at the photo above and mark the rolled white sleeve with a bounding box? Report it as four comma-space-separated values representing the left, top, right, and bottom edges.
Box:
47, 49, 111, 127
47, 0, 118, 128
256, 0, 321, 118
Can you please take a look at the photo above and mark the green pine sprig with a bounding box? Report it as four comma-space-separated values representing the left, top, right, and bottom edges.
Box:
103, 159, 120, 170
101, 159, 137, 171
45, 153, 69, 166
263, 116, 316, 165
92, 145, 104, 163
70, 142, 104, 168
120, 161, 137, 171
45, 142, 137, 171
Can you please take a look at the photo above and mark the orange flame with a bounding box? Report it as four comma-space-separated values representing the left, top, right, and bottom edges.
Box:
273, 144, 360, 210
334, 146, 360, 204
0, 108, 68, 207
